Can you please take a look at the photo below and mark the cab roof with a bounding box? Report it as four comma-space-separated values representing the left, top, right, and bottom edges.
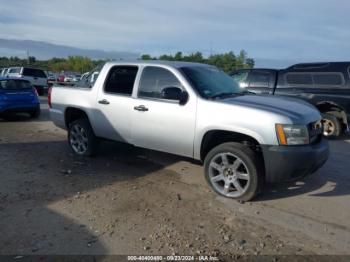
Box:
104, 60, 211, 68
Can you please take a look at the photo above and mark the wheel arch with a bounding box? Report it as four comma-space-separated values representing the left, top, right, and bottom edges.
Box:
64, 107, 91, 128
199, 129, 263, 162
315, 101, 348, 127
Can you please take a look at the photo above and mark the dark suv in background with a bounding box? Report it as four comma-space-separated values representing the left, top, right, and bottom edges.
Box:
232, 62, 350, 138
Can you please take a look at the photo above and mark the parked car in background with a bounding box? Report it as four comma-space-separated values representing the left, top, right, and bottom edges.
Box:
47, 75, 56, 82
6, 67, 48, 96
73, 74, 81, 82
58, 75, 65, 82
80, 72, 90, 80
49, 61, 329, 201
46, 71, 57, 82
64, 75, 74, 82
0, 77, 40, 119
1, 68, 9, 77
231, 62, 350, 138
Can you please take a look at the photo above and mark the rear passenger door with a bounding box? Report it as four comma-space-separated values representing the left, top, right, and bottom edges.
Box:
94, 65, 139, 143
131, 66, 196, 157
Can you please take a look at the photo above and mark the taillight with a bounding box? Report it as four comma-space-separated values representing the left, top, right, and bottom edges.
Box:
48, 86, 52, 108
33, 87, 39, 97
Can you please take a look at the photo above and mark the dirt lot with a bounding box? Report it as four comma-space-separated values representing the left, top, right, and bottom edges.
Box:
0, 98, 349, 257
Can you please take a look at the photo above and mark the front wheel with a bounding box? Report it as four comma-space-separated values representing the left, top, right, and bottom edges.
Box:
204, 142, 263, 202
68, 118, 98, 156
321, 114, 341, 138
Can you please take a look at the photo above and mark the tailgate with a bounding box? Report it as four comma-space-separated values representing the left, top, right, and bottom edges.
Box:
1, 89, 35, 102
24, 76, 47, 87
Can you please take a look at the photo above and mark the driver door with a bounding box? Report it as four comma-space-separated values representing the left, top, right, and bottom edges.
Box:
131, 66, 196, 157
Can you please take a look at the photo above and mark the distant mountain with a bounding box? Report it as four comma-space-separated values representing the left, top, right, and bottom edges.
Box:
0, 38, 139, 60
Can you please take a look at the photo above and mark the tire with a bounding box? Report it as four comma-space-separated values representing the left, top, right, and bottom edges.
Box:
204, 142, 263, 202
29, 106, 41, 118
68, 118, 98, 156
321, 114, 341, 138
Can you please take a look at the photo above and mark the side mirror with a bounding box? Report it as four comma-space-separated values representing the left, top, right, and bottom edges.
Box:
179, 90, 189, 105
161, 87, 189, 105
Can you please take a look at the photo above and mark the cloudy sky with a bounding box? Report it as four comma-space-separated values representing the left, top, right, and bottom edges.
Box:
0, 0, 350, 66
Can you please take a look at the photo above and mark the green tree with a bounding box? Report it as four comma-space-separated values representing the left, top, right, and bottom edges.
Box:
174, 52, 183, 61
246, 58, 255, 68
28, 56, 36, 64
141, 54, 152, 60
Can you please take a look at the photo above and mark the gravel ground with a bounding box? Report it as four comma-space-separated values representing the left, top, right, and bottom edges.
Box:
0, 101, 347, 259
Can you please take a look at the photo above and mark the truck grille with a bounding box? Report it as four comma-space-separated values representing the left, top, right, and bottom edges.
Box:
308, 120, 323, 144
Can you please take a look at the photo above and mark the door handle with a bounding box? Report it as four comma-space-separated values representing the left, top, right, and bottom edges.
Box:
134, 105, 148, 111
98, 99, 110, 105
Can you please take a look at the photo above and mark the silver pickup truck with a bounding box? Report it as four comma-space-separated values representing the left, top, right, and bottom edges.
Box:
49, 61, 329, 201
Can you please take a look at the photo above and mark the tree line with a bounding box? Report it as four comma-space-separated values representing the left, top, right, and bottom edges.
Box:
0, 50, 254, 73
0, 56, 104, 73
141, 50, 254, 73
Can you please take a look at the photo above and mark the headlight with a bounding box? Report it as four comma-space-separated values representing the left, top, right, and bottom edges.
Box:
276, 124, 309, 145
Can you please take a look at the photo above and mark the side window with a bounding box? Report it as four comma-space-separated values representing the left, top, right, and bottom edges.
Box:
138, 67, 182, 100
313, 73, 343, 86
248, 71, 272, 88
231, 71, 249, 88
104, 66, 138, 95
9, 68, 21, 74
286, 73, 313, 85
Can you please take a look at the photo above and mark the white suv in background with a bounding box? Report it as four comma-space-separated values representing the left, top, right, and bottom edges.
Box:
7, 67, 48, 95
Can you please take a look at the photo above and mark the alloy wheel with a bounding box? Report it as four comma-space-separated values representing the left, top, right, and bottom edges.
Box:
69, 124, 89, 154
322, 119, 335, 136
208, 152, 250, 198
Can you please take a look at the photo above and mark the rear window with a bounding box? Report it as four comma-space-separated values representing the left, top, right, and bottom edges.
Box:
104, 66, 138, 95
313, 73, 343, 86
0, 79, 32, 89
22, 68, 47, 78
286, 73, 313, 85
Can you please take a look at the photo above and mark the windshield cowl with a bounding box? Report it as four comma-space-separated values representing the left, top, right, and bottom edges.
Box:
209, 90, 255, 100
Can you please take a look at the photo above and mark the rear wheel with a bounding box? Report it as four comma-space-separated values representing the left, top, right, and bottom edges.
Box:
204, 142, 263, 202
68, 118, 98, 156
321, 114, 341, 138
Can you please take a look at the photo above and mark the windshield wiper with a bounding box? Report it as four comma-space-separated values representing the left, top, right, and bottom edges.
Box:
209, 92, 245, 99
241, 90, 256, 94
209, 90, 256, 99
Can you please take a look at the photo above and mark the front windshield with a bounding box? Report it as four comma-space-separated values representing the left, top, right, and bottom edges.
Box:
180, 66, 243, 98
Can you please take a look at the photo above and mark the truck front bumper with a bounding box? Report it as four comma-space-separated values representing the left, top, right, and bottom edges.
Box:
261, 138, 329, 183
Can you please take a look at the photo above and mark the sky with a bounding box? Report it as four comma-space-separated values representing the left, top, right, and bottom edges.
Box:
0, 0, 350, 66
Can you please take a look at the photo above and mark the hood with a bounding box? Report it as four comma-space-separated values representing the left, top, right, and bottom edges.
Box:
220, 94, 321, 124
